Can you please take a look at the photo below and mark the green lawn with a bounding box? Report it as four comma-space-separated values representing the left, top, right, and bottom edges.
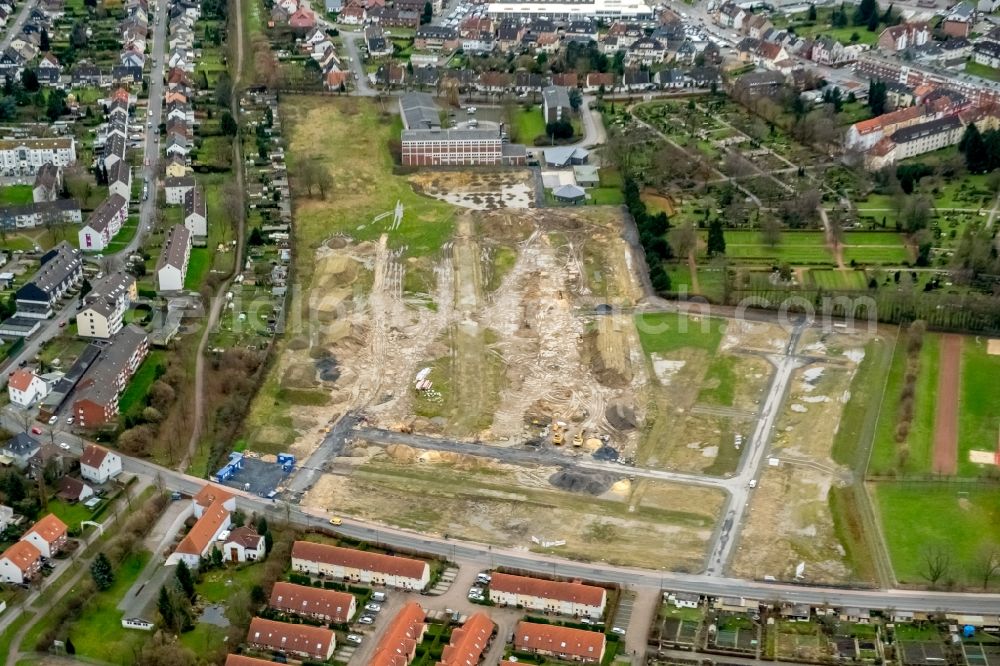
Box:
965, 60, 1000, 82
634, 312, 725, 356
103, 216, 140, 254
184, 248, 211, 290
958, 337, 1000, 476
0, 185, 33, 205
833, 337, 892, 467
46, 500, 101, 531
514, 107, 548, 143
67, 551, 151, 663
868, 333, 940, 476
117, 350, 165, 416
810, 269, 868, 290
710, 230, 833, 264
875, 484, 1000, 587
588, 187, 625, 205
697, 354, 737, 406
197, 562, 269, 603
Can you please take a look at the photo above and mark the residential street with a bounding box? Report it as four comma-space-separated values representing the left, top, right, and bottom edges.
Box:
340, 30, 377, 97
0, 0, 37, 51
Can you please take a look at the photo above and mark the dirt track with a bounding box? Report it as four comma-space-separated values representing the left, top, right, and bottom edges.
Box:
932, 334, 961, 476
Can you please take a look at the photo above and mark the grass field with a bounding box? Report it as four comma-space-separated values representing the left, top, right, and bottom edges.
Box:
710, 230, 833, 264
957, 337, 1000, 476
184, 248, 211, 289
514, 107, 547, 143
810, 269, 868, 290
868, 332, 940, 476
875, 484, 1000, 587
46, 500, 101, 530
68, 551, 151, 663
117, 350, 165, 416
0, 185, 33, 205
965, 60, 1000, 83
634, 312, 725, 355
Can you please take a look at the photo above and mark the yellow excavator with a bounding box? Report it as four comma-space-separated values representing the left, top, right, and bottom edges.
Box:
573, 430, 584, 447
552, 421, 565, 445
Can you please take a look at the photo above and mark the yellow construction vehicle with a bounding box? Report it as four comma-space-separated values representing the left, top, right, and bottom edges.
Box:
573, 430, 584, 447
552, 421, 564, 445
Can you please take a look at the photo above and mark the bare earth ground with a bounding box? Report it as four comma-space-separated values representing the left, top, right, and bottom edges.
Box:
410, 170, 536, 209
732, 327, 873, 583
932, 334, 961, 476
304, 447, 724, 571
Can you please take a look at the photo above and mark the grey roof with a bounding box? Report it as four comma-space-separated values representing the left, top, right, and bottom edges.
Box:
157, 224, 190, 272
0, 199, 80, 223
415, 25, 457, 39
502, 143, 527, 158
108, 159, 130, 186
16, 242, 81, 302
975, 40, 1000, 57
553, 184, 586, 199
73, 325, 147, 409
542, 85, 571, 110
33, 162, 60, 190
165, 175, 195, 189
104, 134, 126, 162
83, 272, 134, 317
85, 193, 128, 234
3, 432, 40, 456
543, 146, 588, 165
183, 186, 205, 219
401, 128, 501, 142
0, 316, 42, 333
399, 92, 441, 130
891, 114, 962, 143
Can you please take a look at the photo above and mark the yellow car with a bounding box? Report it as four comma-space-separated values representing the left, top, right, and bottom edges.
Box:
329, 516, 343, 526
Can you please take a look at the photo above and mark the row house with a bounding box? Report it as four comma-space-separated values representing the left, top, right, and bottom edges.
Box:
247, 618, 336, 662
877, 22, 929, 53
371, 603, 426, 666
489, 573, 608, 618
78, 193, 128, 252
14, 242, 83, 317
291, 541, 431, 590
0, 514, 68, 584
269, 582, 357, 623
513, 622, 606, 664
0, 200, 81, 230
72, 325, 149, 427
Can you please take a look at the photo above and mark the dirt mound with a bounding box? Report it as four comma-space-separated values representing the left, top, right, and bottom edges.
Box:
549, 469, 617, 495
593, 445, 620, 462
287, 336, 309, 351
316, 357, 340, 382
581, 330, 630, 388
326, 237, 348, 249
282, 363, 318, 389
605, 401, 638, 430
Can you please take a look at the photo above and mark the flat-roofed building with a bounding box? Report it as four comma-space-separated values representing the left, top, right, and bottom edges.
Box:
0, 137, 77, 176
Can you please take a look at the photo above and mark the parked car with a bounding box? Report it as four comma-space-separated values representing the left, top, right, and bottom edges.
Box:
47, 416, 58, 425
612, 627, 626, 635
364, 603, 381, 613
30, 426, 42, 435
371, 591, 386, 602
358, 615, 375, 625
346, 634, 363, 645
328, 516, 342, 526
59, 443, 70, 451
66, 416, 74, 425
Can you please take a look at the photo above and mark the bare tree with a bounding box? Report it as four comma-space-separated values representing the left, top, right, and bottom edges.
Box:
761, 216, 783, 248
973, 543, 1000, 590
920, 544, 952, 586
668, 222, 698, 260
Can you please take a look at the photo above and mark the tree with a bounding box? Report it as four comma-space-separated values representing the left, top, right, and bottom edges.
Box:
421, 0, 432, 24
545, 119, 574, 140
807, 3, 817, 20
900, 195, 933, 234
761, 217, 783, 247
65, 637, 75, 654
973, 543, 1000, 590
210, 545, 223, 569
867, 80, 887, 117
707, 218, 726, 257
21, 69, 39, 93
248, 226, 264, 246
221, 111, 238, 136
568, 87, 582, 110
959, 123, 989, 173
866, 10, 879, 31
175, 560, 195, 601
853, 0, 878, 26
90, 552, 115, 591
882, 3, 895, 24
778, 262, 793, 281
668, 222, 698, 259
40, 29, 50, 52
251, 583, 268, 605
920, 544, 952, 586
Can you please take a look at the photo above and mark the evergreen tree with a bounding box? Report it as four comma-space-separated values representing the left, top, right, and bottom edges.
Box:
421, 0, 432, 24
960, 123, 989, 173
210, 545, 223, 569
65, 637, 75, 654
866, 10, 879, 31
867, 80, 887, 116
21, 68, 39, 92
853, 0, 878, 26
263, 530, 274, 554
40, 29, 50, 52
157, 586, 175, 630
175, 560, 195, 601
707, 219, 727, 257
882, 3, 895, 24
90, 552, 114, 591
807, 3, 817, 20
221, 111, 238, 136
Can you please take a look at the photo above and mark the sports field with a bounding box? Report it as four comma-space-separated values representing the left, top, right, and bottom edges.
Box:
958, 337, 1000, 476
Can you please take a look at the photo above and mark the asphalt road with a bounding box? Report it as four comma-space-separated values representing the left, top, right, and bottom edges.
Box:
340, 31, 377, 97
0, 0, 36, 51
10, 413, 999, 615
0, 0, 169, 387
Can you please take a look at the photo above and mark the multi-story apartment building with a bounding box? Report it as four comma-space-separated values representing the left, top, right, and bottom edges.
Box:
0, 137, 76, 176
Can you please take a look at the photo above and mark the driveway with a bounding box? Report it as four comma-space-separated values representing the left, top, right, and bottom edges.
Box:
117, 498, 192, 618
